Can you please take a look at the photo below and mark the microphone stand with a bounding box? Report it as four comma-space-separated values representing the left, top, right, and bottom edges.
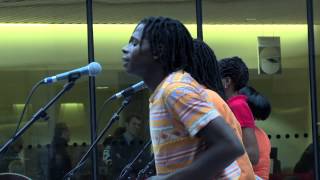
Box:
64, 96, 132, 180
0, 75, 80, 154
118, 140, 152, 180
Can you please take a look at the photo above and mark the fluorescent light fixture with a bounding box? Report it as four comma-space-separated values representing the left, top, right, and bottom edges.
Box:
13, 104, 26, 109
59, 103, 85, 124
60, 103, 84, 108
96, 86, 109, 90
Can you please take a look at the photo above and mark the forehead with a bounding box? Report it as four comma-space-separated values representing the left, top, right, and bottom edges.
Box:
129, 117, 141, 123
132, 23, 145, 40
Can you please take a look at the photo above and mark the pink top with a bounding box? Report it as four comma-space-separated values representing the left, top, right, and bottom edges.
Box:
227, 95, 255, 128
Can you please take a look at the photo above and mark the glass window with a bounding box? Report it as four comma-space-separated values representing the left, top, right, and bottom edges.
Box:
203, 0, 313, 179
0, 1, 89, 180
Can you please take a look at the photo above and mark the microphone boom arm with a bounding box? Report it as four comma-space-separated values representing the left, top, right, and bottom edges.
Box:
64, 96, 132, 179
0, 79, 78, 154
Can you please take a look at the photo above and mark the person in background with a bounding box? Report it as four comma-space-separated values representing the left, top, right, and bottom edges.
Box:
188, 39, 256, 180
102, 126, 126, 179
219, 57, 260, 166
293, 138, 319, 179
0, 138, 24, 173
109, 115, 147, 179
102, 127, 126, 166
240, 86, 272, 180
48, 122, 72, 180
121, 16, 244, 179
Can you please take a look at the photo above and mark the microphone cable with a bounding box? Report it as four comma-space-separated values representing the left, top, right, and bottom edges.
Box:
96, 96, 113, 124
13, 79, 45, 135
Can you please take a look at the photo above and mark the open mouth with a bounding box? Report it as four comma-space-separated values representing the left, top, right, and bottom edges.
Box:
122, 57, 129, 62
123, 62, 128, 67
122, 60, 129, 68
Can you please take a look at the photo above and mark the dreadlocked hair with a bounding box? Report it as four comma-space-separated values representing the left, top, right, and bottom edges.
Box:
190, 39, 226, 99
218, 56, 249, 91
138, 16, 194, 75
239, 86, 271, 120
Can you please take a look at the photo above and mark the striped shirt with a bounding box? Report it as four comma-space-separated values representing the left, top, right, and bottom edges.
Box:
205, 90, 256, 180
149, 70, 240, 179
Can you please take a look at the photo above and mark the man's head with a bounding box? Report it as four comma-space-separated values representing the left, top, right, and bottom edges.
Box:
54, 122, 70, 142
190, 39, 225, 99
122, 16, 194, 78
124, 115, 142, 137
218, 56, 249, 93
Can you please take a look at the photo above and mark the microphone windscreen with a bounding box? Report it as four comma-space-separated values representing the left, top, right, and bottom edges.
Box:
88, 62, 102, 76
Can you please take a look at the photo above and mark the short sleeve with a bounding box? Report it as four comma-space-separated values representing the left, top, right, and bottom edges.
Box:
163, 82, 221, 136
229, 100, 255, 128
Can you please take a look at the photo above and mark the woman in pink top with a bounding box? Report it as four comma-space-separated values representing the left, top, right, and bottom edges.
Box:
240, 86, 272, 180
218, 57, 260, 166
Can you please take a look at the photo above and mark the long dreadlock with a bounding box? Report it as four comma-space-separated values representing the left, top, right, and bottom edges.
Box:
218, 56, 249, 91
189, 39, 226, 99
138, 16, 194, 75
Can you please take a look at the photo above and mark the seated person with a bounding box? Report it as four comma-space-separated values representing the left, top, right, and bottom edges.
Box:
0, 138, 24, 173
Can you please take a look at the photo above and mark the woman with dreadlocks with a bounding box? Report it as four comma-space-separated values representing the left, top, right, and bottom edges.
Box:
218, 57, 260, 167
121, 16, 244, 179
188, 39, 257, 180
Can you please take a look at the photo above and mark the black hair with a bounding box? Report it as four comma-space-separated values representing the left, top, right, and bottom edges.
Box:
190, 39, 225, 99
54, 122, 69, 138
124, 114, 142, 124
218, 56, 249, 91
239, 86, 271, 120
138, 16, 194, 75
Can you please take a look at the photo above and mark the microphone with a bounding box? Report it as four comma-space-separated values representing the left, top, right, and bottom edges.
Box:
43, 62, 102, 84
111, 81, 146, 100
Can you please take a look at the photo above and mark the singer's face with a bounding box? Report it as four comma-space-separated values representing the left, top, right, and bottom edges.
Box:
122, 24, 156, 77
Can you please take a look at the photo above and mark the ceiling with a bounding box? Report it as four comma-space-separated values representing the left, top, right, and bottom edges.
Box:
0, 0, 319, 79
0, 0, 319, 24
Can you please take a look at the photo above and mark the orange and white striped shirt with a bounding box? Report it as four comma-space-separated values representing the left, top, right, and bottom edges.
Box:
149, 70, 240, 179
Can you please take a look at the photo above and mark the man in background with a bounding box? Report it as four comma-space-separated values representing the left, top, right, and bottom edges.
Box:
109, 115, 149, 179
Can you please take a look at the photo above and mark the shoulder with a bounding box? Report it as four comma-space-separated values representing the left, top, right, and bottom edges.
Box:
150, 71, 201, 102
227, 95, 251, 112
111, 135, 126, 145
227, 95, 255, 127
163, 71, 205, 97
228, 95, 248, 106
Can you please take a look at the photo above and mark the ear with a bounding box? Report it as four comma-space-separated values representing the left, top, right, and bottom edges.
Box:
153, 44, 164, 60
222, 77, 232, 89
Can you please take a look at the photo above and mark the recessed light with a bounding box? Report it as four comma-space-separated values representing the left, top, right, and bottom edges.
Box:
245, 18, 257, 21
96, 86, 109, 90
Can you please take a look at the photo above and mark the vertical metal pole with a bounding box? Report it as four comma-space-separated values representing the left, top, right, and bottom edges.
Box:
86, 0, 98, 179
196, 0, 203, 40
306, 0, 319, 179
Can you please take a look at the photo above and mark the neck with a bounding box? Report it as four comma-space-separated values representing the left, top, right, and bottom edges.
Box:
225, 89, 238, 99
142, 70, 167, 92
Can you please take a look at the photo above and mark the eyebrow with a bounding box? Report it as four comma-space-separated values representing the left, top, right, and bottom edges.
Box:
130, 35, 140, 42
